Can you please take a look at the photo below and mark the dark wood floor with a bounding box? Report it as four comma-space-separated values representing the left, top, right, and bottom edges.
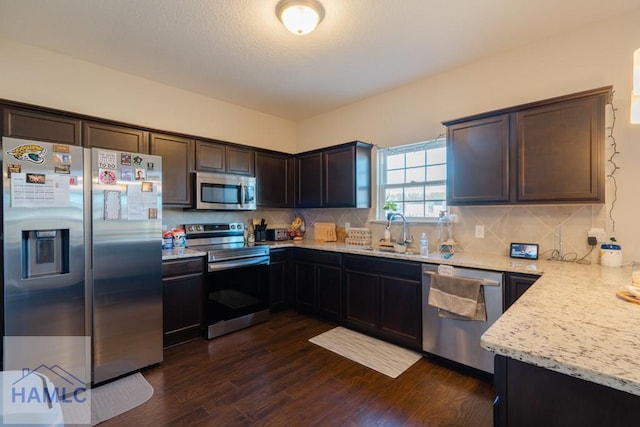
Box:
103, 310, 494, 426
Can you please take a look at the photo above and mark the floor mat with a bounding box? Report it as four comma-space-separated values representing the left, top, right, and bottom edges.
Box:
62, 372, 153, 426
309, 327, 422, 378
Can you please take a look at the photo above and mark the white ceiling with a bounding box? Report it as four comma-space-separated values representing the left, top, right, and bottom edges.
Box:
0, 0, 638, 120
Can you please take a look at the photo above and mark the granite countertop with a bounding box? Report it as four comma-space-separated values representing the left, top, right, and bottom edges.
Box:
163, 239, 542, 273
162, 239, 640, 396
481, 260, 640, 396
261, 240, 546, 274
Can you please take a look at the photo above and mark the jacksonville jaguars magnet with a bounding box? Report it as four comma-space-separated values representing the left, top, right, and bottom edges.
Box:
6, 144, 47, 164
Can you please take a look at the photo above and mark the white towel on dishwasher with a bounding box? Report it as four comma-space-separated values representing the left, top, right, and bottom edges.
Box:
428, 274, 487, 321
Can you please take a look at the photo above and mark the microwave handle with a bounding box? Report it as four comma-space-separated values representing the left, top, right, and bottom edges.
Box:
240, 182, 245, 207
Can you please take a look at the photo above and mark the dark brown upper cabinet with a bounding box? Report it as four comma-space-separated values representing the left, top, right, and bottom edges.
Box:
194, 139, 255, 176
227, 145, 254, 175
3, 107, 82, 145
194, 139, 224, 172
443, 86, 610, 205
446, 115, 510, 204
295, 150, 323, 207
150, 132, 193, 207
516, 95, 605, 202
83, 121, 149, 153
255, 150, 294, 208
295, 141, 372, 208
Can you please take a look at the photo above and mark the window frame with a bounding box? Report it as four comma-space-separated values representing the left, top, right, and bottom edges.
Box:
377, 138, 447, 220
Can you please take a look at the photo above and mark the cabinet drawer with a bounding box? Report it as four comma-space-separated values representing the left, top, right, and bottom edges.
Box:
294, 248, 341, 266
163, 258, 204, 277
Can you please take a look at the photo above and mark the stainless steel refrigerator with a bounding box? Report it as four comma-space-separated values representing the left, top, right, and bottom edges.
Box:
2, 136, 163, 386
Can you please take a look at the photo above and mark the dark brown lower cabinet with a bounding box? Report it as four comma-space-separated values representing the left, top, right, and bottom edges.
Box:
162, 257, 204, 348
292, 248, 342, 322
504, 273, 539, 310
494, 355, 639, 427
343, 254, 422, 350
269, 248, 292, 312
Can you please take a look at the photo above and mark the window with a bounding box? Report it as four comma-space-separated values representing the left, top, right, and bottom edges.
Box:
378, 138, 446, 219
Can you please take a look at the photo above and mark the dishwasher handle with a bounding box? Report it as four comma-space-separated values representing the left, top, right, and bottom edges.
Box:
422, 270, 501, 287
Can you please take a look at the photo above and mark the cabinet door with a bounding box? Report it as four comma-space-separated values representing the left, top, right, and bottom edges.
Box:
293, 260, 317, 312
163, 274, 203, 347
324, 145, 356, 207
162, 258, 204, 348
516, 94, 605, 203
3, 107, 81, 145
269, 248, 292, 312
295, 151, 323, 208
226, 145, 255, 176
194, 140, 225, 173
316, 265, 342, 322
343, 270, 379, 334
504, 273, 539, 310
324, 143, 371, 208
447, 114, 510, 204
255, 151, 294, 208
379, 275, 422, 350
150, 133, 193, 206
83, 121, 148, 152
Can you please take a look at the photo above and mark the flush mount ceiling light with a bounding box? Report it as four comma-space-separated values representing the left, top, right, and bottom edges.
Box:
276, 0, 325, 35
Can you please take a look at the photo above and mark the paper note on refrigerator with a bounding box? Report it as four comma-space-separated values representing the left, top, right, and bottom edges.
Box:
127, 182, 158, 220
104, 190, 121, 220
10, 172, 70, 207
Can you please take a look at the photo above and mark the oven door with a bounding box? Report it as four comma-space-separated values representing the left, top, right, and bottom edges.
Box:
205, 255, 270, 338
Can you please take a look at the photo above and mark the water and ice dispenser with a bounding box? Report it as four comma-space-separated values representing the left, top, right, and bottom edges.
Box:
21, 229, 70, 278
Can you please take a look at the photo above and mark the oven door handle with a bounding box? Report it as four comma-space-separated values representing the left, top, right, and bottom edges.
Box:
208, 256, 270, 272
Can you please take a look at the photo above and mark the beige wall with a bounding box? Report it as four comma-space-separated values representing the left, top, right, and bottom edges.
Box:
2, 10, 640, 263
0, 38, 298, 153
298, 9, 640, 264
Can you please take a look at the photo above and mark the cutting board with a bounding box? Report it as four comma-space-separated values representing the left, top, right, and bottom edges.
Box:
314, 222, 337, 242
616, 291, 640, 305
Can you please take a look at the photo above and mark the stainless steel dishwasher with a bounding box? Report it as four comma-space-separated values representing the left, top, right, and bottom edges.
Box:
422, 263, 503, 374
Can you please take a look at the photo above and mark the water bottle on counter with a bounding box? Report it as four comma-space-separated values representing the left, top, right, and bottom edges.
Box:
420, 232, 429, 257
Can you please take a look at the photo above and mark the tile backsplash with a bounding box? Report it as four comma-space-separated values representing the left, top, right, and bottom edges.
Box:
164, 204, 605, 263
163, 208, 371, 238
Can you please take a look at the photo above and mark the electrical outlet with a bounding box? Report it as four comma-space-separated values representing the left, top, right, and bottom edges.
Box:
475, 225, 485, 238
588, 228, 606, 243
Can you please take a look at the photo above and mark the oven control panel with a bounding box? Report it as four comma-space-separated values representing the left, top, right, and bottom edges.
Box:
185, 222, 244, 236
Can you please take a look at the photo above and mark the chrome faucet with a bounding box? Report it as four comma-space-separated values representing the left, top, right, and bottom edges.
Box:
387, 212, 412, 245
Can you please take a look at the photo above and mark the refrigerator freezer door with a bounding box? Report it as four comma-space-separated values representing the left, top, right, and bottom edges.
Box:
2, 137, 90, 392
90, 148, 163, 384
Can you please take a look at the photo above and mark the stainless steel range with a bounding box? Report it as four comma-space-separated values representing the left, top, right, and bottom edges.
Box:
185, 222, 270, 339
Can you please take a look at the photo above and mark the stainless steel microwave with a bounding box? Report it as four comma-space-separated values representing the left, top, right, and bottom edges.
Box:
193, 172, 256, 210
